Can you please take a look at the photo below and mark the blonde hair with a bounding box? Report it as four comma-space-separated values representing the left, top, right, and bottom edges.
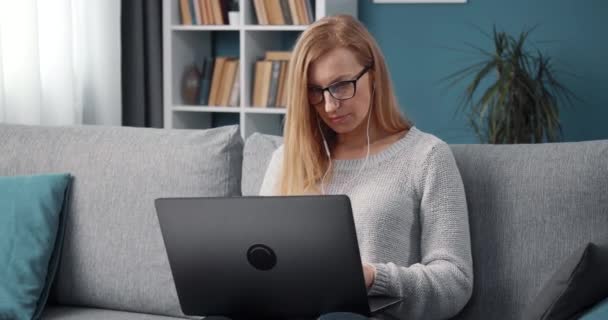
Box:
278, 15, 411, 195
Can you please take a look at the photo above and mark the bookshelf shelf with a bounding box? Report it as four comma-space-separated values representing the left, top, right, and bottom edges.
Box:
171, 25, 241, 31
242, 25, 308, 31
163, 0, 357, 138
173, 106, 241, 113
244, 107, 287, 114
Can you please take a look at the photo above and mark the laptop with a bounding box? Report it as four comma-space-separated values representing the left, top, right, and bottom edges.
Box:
155, 195, 402, 319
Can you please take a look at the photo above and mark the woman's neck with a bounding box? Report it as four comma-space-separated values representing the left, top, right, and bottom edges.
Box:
331, 118, 408, 160
335, 115, 382, 147
336, 131, 378, 151
333, 120, 387, 158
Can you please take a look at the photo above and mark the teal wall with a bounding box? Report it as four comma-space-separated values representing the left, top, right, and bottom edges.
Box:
358, 0, 608, 143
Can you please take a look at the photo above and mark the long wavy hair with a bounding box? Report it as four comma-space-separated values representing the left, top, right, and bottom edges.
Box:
278, 15, 411, 195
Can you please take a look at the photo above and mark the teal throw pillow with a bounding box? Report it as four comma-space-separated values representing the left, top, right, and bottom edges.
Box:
579, 297, 608, 320
0, 173, 72, 320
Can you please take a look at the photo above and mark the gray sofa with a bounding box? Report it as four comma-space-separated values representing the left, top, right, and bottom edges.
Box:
1, 123, 606, 320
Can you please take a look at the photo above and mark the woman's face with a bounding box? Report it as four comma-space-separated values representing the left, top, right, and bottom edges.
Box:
307, 48, 372, 135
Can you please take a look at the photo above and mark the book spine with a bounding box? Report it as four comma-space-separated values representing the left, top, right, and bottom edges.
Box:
210, 0, 221, 25
252, 61, 262, 107
193, 0, 201, 24
218, 60, 235, 106
295, 0, 306, 25
267, 61, 281, 107
188, 0, 197, 24
288, 0, 300, 25
200, 0, 209, 24
279, 61, 289, 107
279, 0, 293, 25
198, 59, 206, 104
180, 0, 191, 25
219, 0, 229, 25
208, 57, 225, 106
259, 62, 271, 107
199, 58, 213, 105
304, 0, 314, 23
259, 0, 270, 25
228, 67, 240, 107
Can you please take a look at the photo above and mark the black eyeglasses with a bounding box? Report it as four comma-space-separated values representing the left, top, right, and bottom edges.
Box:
307, 64, 372, 105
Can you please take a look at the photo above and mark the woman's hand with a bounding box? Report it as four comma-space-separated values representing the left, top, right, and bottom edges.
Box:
362, 263, 376, 289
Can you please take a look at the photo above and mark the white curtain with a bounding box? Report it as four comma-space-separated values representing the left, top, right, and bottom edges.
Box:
0, 0, 121, 126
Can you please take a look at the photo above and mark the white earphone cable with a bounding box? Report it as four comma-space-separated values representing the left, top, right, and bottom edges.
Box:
319, 120, 332, 195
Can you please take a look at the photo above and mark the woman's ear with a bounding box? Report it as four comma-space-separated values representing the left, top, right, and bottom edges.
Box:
369, 71, 376, 91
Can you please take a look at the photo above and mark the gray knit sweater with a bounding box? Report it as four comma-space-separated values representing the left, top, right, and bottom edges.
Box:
259, 126, 473, 319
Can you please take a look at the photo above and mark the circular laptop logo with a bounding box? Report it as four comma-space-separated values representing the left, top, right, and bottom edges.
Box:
247, 244, 277, 271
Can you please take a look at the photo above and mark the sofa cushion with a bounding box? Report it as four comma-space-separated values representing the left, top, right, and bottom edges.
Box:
0, 173, 72, 320
41, 306, 198, 320
522, 242, 608, 320
580, 297, 608, 320
242, 132, 283, 195
0, 124, 243, 317
450, 140, 608, 320
243, 133, 608, 320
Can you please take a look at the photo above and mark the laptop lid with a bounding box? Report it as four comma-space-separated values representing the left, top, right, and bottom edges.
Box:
155, 195, 372, 319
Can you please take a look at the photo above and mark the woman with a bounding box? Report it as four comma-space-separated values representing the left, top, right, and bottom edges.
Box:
259, 15, 473, 320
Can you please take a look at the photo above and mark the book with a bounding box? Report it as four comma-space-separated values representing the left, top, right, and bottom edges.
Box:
219, 0, 229, 26
199, 57, 213, 105
180, 0, 193, 25
259, 61, 273, 107
228, 66, 240, 107
200, 0, 211, 25
280, 61, 291, 107
279, 0, 293, 25
267, 61, 281, 107
210, 0, 223, 25
253, 0, 269, 25
266, 0, 285, 25
252, 61, 263, 107
296, 0, 308, 25
282, 61, 290, 107
263, 51, 291, 107
275, 61, 287, 107
208, 57, 229, 106
219, 60, 238, 106
253, 61, 273, 107
193, 0, 201, 24
198, 59, 207, 104
288, 0, 300, 25
304, 0, 314, 24
188, 0, 197, 24
265, 51, 291, 61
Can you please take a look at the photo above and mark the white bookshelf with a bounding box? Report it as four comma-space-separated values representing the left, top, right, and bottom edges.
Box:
162, 0, 358, 138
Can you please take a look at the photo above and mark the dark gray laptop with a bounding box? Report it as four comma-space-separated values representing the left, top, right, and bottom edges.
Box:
155, 195, 401, 319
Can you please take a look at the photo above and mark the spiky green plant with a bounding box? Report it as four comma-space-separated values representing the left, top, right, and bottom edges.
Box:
444, 26, 577, 144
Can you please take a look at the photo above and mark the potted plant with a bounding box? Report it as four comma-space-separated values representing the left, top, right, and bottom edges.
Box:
444, 26, 578, 144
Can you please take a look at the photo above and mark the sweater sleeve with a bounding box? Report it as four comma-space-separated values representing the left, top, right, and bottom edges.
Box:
259, 145, 284, 196
368, 142, 473, 319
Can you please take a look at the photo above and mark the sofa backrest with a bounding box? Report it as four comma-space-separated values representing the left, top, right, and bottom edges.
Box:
242, 132, 608, 320
242, 133, 283, 196
0, 124, 243, 317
